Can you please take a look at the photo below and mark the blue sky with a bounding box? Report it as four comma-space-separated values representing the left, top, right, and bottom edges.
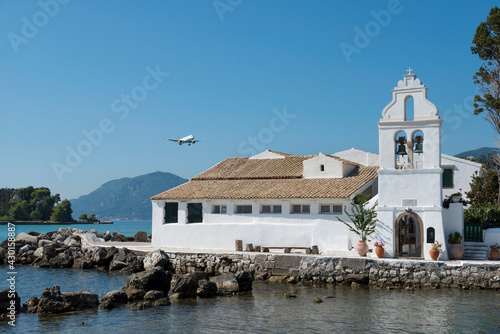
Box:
1, 0, 498, 201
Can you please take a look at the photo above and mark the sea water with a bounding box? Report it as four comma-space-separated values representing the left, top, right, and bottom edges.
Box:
0, 265, 499, 333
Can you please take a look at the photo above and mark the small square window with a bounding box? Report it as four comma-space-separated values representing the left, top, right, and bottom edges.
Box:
273, 205, 282, 213
320, 205, 331, 213
291, 205, 301, 213
302, 205, 310, 213
332, 205, 343, 214
213, 205, 227, 214
261, 205, 271, 213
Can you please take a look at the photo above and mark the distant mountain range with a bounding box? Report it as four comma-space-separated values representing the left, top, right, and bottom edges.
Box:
70, 171, 188, 221
454, 147, 499, 159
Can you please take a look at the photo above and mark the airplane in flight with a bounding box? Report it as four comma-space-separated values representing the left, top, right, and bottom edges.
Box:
166, 134, 200, 146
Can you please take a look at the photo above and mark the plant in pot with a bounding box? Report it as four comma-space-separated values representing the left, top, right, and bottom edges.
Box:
337, 194, 378, 257
374, 241, 385, 258
490, 243, 500, 260
447, 232, 463, 260
429, 241, 442, 261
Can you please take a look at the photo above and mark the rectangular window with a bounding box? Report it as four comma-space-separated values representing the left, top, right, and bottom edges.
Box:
236, 205, 252, 214
291, 204, 310, 214
320, 205, 331, 213
332, 205, 343, 214
187, 203, 203, 223
164, 202, 178, 224
261, 205, 281, 214
443, 168, 454, 188
213, 205, 227, 214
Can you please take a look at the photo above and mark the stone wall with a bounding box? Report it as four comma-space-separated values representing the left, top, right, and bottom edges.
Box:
165, 251, 500, 290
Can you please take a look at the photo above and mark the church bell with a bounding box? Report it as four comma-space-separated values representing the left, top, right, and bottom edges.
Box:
395, 136, 407, 156
414, 143, 423, 154
413, 135, 424, 154
396, 143, 407, 156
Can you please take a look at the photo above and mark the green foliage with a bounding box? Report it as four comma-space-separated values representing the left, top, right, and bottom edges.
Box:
9, 200, 30, 220
0, 186, 72, 221
336, 194, 378, 242
448, 232, 462, 244
78, 212, 98, 222
50, 199, 74, 222
471, 7, 500, 132
464, 202, 500, 229
466, 169, 499, 204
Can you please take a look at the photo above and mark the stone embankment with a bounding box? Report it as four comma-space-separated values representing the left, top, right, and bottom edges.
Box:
164, 252, 500, 290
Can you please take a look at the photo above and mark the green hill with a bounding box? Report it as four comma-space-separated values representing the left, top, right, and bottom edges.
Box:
454, 147, 499, 159
70, 171, 188, 221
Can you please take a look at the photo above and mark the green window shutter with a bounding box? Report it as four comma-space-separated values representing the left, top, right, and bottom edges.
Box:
187, 203, 203, 223
443, 168, 453, 188
164, 202, 178, 224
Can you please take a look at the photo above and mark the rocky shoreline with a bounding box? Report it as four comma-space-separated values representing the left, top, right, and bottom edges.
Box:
2, 227, 500, 319
0, 228, 254, 319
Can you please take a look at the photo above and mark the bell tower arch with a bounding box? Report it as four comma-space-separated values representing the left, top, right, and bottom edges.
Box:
376, 69, 448, 260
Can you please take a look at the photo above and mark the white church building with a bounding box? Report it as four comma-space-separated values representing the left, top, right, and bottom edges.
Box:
151, 71, 483, 260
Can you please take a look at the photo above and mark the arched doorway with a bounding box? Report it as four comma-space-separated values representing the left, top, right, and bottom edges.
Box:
395, 210, 424, 258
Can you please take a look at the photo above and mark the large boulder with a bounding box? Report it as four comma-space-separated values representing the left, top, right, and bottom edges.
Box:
209, 273, 240, 294
63, 235, 81, 248
123, 253, 144, 273
143, 250, 169, 271
37, 286, 98, 314
134, 231, 148, 242
15, 232, 38, 248
197, 280, 218, 298
171, 274, 198, 299
0, 288, 21, 316
91, 247, 108, 266
124, 267, 172, 294
101, 291, 128, 304
236, 270, 255, 292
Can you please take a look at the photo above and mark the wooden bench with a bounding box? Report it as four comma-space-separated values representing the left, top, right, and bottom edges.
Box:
262, 246, 319, 254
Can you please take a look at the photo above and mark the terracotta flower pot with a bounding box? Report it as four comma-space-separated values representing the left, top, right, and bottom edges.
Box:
449, 244, 463, 260
375, 246, 384, 258
356, 240, 369, 257
429, 248, 439, 261
491, 249, 499, 260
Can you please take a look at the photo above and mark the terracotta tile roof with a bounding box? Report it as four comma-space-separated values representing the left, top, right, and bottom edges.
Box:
151, 153, 378, 200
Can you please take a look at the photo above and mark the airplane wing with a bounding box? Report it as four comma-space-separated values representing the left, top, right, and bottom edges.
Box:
167, 139, 179, 142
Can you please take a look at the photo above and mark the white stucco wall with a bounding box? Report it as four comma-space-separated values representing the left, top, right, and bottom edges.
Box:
152, 198, 359, 253
441, 154, 483, 200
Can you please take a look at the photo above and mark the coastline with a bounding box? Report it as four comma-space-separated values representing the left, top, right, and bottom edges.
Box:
0, 221, 113, 225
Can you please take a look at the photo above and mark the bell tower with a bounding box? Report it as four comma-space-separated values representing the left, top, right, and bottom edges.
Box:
377, 69, 448, 260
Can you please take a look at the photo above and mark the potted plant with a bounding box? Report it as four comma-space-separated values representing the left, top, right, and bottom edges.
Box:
374, 241, 385, 258
447, 232, 463, 260
450, 190, 463, 203
429, 241, 442, 261
490, 243, 500, 260
337, 194, 378, 257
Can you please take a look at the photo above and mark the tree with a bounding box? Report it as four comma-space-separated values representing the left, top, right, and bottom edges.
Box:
471, 7, 500, 132
79, 213, 88, 221
9, 201, 30, 221
336, 194, 378, 242
50, 199, 74, 222
466, 169, 499, 204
